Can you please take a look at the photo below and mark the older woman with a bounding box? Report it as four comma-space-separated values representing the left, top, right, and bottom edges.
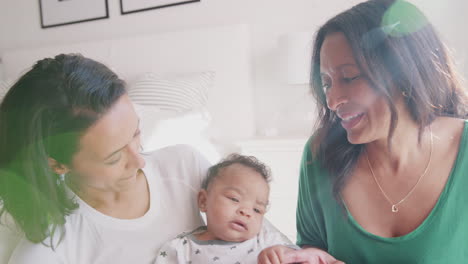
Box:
259, 0, 468, 263
0, 54, 210, 264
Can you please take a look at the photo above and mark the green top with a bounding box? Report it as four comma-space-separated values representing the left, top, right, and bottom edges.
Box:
296, 121, 468, 263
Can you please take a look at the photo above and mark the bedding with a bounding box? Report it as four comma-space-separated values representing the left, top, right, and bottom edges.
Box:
129, 71, 214, 112
133, 103, 221, 163
129, 71, 220, 163
1, 24, 254, 144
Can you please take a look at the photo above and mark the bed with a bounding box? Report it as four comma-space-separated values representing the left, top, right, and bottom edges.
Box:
0, 24, 255, 161
0, 23, 261, 263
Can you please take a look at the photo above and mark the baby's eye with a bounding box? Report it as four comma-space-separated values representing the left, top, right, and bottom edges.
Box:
343, 75, 360, 83
228, 197, 239, 202
253, 208, 263, 214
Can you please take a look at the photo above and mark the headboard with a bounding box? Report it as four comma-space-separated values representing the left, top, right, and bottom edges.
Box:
1, 24, 254, 143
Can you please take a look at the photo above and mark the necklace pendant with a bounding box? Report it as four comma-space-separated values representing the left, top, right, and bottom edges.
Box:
391, 205, 398, 213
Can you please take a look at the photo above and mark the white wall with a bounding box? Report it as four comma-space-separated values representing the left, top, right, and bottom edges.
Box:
0, 0, 467, 138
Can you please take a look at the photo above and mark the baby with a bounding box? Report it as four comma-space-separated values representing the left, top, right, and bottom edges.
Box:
155, 154, 297, 264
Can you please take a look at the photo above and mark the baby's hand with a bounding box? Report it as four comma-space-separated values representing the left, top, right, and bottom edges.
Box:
257, 245, 296, 264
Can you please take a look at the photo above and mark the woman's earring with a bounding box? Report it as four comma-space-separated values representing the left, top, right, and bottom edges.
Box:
57, 173, 65, 184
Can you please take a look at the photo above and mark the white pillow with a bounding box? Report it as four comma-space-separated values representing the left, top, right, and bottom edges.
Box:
133, 103, 220, 163
128, 71, 214, 113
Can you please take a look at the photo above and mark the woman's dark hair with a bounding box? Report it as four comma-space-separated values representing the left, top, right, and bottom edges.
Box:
202, 153, 272, 190
310, 0, 468, 200
0, 54, 126, 245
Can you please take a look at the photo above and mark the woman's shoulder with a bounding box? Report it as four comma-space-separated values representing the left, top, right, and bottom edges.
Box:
142, 145, 209, 172
142, 144, 211, 183
0, 211, 22, 264
144, 144, 205, 163
298, 136, 332, 190
7, 237, 62, 264
432, 117, 466, 133
1, 200, 88, 264
299, 136, 312, 155
300, 136, 322, 168
432, 117, 466, 152
426, 117, 468, 181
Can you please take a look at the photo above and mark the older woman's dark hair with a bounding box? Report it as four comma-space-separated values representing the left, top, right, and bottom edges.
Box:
202, 154, 271, 190
0, 54, 126, 245
310, 0, 468, 200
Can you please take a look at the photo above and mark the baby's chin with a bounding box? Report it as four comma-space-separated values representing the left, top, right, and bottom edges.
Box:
224, 236, 252, 243
218, 230, 260, 243
196, 224, 261, 242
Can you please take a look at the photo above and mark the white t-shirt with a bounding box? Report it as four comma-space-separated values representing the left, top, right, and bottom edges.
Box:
154, 220, 297, 264
0, 206, 22, 264
8, 145, 211, 264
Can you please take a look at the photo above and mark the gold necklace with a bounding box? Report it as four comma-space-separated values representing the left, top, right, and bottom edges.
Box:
365, 127, 433, 213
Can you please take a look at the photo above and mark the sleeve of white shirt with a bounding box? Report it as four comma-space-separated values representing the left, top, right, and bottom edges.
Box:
261, 219, 300, 249
8, 239, 63, 264
0, 211, 22, 264
153, 239, 180, 264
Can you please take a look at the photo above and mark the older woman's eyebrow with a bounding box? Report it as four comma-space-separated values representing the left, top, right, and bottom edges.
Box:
320, 64, 360, 79
326, 63, 358, 73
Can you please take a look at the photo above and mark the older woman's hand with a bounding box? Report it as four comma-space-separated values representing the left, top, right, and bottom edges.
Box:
282, 247, 345, 264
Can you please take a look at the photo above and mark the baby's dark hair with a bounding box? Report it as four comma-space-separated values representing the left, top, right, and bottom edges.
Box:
201, 153, 271, 190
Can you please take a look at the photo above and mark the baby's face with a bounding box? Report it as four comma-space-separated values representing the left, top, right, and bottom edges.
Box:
199, 164, 269, 242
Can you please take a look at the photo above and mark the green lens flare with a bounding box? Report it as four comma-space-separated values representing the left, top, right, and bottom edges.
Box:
382, 0, 429, 37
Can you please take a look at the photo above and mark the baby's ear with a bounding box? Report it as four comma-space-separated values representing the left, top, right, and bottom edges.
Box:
198, 189, 208, 212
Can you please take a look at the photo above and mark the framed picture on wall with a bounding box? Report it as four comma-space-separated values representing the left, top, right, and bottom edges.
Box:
120, 0, 201, 15
39, 0, 109, 29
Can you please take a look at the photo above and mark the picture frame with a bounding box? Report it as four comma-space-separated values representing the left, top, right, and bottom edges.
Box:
120, 0, 200, 15
39, 0, 109, 29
